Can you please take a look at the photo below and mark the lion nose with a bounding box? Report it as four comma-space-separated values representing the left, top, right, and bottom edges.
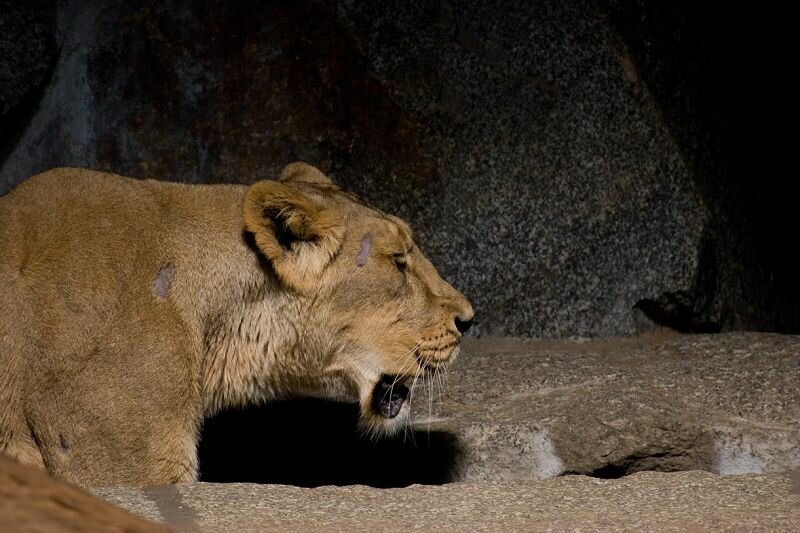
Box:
440, 282, 474, 334
455, 315, 473, 334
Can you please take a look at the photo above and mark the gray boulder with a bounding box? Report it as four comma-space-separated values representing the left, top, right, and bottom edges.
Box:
427, 333, 800, 480
0, 0, 712, 337
0, 0, 58, 166
0, 1, 57, 118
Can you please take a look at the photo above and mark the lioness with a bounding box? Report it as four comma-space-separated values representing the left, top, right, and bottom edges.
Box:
0, 163, 473, 487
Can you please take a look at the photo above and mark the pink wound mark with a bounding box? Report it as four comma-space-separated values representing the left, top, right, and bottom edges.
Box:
356, 233, 371, 267
154, 263, 174, 299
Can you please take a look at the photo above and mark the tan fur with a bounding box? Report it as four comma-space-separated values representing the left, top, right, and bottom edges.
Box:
0, 164, 473, 487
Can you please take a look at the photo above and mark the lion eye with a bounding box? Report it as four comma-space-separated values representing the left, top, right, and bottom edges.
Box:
392, 253, 408, 272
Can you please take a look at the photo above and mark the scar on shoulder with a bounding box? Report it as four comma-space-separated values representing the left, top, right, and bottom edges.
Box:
154, 262, 174, 299
357, 233, 371, 267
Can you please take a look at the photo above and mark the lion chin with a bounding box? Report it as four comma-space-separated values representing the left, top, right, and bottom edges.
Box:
0, 162, 472, 487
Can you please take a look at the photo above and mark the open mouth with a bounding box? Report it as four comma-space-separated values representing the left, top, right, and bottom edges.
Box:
370, 375, 410, 419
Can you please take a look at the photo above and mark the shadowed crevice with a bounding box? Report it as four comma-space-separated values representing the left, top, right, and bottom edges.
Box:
566, 450, 713, 480
634, 291, 721, 334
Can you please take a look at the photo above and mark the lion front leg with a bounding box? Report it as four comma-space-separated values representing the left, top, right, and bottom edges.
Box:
24, 316, 203, 487
26, 408, 200, 487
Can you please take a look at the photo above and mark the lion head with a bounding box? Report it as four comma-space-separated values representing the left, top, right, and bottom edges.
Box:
241, 163, 474, 436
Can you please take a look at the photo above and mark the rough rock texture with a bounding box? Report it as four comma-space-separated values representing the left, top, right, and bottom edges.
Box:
4, 333, 798, 530
0, 1, 433, 192
338, 0, 710, 338
0, 0, 712, 337
95, 472, 800, 531
605, 1, 800, 335
195, 333, 800, 486
442, 333, 800, 480
0, 454, 166, 532
0, 1, 58, 164
1, 1, 796, 338
0, 1, 57, 118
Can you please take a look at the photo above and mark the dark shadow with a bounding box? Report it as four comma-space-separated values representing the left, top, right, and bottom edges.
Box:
605, 2, 800, 333
582, 464, 628, 480
634, 291, 722, 334
197, 398, 463, 488
0, 46, 60, 189
566, 449, 713, 480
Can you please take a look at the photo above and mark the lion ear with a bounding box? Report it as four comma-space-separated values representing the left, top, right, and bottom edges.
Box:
243, 180, 344, 292
278, 162, 335, 186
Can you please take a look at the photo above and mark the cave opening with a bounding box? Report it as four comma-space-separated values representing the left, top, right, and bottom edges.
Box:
197, 398, 463, 488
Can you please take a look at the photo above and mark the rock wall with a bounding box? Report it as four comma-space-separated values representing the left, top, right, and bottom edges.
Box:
0, 0, 795, 337
605, 0, 800, 334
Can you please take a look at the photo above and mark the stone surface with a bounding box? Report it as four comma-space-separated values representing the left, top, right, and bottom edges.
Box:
95, 471, 800, 531
1, 1, 796, 337
4, 331, 798, 529
606, 1, 800, 335
338, 0, 712, 338
429, 333, 800, 480
195, 333, 800, 486
0, 1, 57, 118
0, 0, 58, 167
0, 454, 166, 532
0, 1, 432, 191
103, 332, 800, 530
0, 0, 711, 338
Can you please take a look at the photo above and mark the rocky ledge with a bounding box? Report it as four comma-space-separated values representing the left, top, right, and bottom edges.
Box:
194, 332, 800, 485
4, 332, 799, 531
439, 332, 800, 480
96, 472, 800, 532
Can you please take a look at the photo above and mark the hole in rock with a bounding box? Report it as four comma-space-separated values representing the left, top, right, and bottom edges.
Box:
569, 450, 711, 480
586, 463, 629, 480
198, 398, 463, 487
